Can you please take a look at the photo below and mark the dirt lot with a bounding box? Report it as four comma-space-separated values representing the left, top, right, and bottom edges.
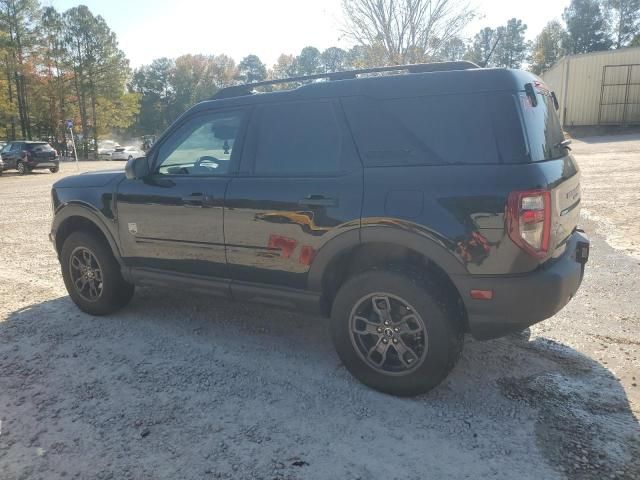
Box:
0, 138, 639, 480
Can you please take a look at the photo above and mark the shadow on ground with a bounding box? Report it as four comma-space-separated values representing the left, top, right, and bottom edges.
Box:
1, 291, 638, 479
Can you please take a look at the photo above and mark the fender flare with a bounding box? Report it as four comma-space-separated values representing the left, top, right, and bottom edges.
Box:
52, 202, 123, 264
307, 226, 467, 293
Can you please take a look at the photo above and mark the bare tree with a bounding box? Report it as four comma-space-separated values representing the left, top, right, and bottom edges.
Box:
341, 0, 476, 65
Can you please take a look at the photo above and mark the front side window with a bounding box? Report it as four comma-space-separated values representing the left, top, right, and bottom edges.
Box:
254, 101, 342, 175
156, 109, 245, 176
10, 143, 22, 152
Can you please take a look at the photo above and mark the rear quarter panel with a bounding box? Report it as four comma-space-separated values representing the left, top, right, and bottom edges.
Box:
362, 163, 555, 275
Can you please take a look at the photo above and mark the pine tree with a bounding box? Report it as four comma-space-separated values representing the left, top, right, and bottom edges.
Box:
563, 0, 612, 54
529, 21, 568, 74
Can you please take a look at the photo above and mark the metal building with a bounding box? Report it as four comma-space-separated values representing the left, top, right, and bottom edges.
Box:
541, 46, 640, 126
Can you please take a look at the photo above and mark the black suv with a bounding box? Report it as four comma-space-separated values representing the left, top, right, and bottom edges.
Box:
1, 141, 59, 175
50, 62, 589, 396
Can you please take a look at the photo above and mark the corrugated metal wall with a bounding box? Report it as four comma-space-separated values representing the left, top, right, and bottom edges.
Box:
541, 47, 640, 126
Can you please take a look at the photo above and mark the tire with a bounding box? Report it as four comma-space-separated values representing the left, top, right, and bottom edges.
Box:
330, 268, 463, 396
17, 161, 28, 175
60, 231, 134, 315
50, 166, 59, 173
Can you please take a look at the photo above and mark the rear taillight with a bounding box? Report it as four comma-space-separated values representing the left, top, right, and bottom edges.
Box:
506, 190, 551, 258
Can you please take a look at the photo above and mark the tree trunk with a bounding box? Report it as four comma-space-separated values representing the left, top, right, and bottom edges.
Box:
55, 59, 66, 145
12, 15, 31, 140
89, 77, 98, 154
14, 71, 26, 139
74, 40, 89, 159
6, 59, 16, 140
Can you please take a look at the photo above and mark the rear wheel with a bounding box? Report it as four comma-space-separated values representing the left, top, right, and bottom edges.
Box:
331, 269, 463, 396
17, 161, 29, 175
61, 231, 134, 315
50, 166, 59, 173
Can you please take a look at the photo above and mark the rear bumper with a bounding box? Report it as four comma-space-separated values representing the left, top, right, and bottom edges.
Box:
452, 230, 590, 340
26, 158, 59, 169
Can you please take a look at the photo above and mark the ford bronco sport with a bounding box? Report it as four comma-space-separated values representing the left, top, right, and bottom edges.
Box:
50, 62, 589, 396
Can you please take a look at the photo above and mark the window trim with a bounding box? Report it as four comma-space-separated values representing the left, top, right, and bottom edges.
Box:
149, 106, 252, 178
242, 99, 355, 178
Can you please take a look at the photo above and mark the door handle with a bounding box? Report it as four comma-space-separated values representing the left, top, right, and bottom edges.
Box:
182, 193, 215, 208
298, 195, 338, 207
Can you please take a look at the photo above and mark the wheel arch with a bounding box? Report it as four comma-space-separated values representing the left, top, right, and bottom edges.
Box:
53, 204, 123, 266
309, 227, 469, 326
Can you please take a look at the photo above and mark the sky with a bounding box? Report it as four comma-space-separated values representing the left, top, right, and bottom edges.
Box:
46, 0, 572, 68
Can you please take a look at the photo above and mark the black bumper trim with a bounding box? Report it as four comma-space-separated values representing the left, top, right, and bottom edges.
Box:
452, 230, 589, 340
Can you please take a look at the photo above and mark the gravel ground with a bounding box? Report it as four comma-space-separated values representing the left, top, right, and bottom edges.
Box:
0, 141, 639, 480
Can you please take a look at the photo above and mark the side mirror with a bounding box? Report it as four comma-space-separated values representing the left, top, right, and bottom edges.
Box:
125, 156, 150, 180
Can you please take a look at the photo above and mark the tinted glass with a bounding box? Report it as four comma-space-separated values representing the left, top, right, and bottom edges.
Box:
342, 93, 528, 166
156, 110, 244, 176
10, 143, 22, 152
254, 101, 341, 175
26, 142, 54, 151
519, 92, 566, 161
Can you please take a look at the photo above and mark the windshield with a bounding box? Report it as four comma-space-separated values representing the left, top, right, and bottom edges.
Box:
520, 90, 566, 162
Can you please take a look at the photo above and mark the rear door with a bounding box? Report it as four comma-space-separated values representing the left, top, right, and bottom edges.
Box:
224, 99, 363, 291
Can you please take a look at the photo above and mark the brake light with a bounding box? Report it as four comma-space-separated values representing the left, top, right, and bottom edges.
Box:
506, 190, 551, 258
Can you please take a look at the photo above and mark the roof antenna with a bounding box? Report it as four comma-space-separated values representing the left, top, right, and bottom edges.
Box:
480, 34, 502, 68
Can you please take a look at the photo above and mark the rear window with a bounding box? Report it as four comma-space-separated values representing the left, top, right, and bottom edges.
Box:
342, 92, 528, 166
519, 92, 566, 161
26, 143, 54, 151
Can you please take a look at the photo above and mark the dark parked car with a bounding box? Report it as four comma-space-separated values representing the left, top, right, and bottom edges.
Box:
1, 141, 59, 174
50, 62, 589, 396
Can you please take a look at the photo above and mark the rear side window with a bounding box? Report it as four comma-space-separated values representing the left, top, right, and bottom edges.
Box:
27, 143, 54, 151
254, 101, 342, 175
520, 92, 565, 161
342, 93, 528, 166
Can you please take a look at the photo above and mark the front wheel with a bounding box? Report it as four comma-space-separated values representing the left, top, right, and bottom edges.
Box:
60, 231, 134, 315
50, 166, 59, 173
331, 269, 463, 396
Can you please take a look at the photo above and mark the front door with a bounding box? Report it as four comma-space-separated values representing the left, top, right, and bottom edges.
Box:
115, 108, 249, 280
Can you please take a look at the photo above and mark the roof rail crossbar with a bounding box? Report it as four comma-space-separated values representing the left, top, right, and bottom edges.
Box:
211, 61, 479, 99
